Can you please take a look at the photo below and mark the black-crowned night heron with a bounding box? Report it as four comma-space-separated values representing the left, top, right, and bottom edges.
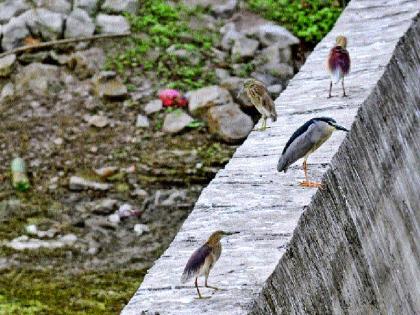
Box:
277, 117, 349, 187
327, 35, 351, 98
241, 79, 277, 131
181, 230, 239, 299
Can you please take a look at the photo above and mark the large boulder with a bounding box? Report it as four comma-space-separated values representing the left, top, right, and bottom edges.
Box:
182, 0, 237, 17
187, 85, 233, 116
162, 110, 194, 134
25, 9, 65, 41
16, 63, 61, 95
231, 36, 259, 60
65, 9, 95, 38
0, 0, 30, 24
207, 103, 253, 143
1, 14, 30, 51
0, 54, 17, 77
96, 14, 130, 34
34, 0, 72, 14
74, 0, 99, 15
102, 0, 139, 13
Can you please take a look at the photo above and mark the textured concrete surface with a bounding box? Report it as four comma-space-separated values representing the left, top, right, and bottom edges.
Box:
122, 1, 419, 314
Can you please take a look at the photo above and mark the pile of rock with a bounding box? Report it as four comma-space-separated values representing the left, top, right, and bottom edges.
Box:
0, 0, 133, 51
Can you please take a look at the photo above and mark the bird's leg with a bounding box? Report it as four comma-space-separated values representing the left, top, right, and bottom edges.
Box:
328, 81, 332, 98
341, 79, 347, 97
205, 275, 221, 291
261, 117, 267, 131
299, 159, 322, 188
194, 277, 210, 299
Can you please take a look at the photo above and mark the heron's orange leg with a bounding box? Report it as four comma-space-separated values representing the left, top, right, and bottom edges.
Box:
299, 160, 322, 188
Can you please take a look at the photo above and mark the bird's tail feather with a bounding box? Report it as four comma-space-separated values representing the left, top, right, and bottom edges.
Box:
277, 156, 288, 173
331, 68, 342, 84
180, 270, 192, 284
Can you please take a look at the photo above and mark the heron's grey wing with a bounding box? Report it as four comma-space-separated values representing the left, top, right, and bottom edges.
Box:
181, 244, 211, 283
277, 124, 317, 172
262, 93, 277, 121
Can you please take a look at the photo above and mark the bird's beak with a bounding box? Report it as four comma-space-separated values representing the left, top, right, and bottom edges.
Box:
333, 123, 349, 132
224, 231, 240, 236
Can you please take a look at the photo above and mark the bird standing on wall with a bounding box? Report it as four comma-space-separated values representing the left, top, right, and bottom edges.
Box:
327, 35, 351, 98
181, 230, 239, 299
277, 117, 348, 187
241, 79, 277, 131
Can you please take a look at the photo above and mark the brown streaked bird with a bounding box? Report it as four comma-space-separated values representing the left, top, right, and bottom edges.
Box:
181, 230, 239, 299
327, 35, 351, 98
242, 79, 277, 131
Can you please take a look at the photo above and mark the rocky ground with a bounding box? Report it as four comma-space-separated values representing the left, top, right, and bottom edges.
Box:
0, 0, 341, 313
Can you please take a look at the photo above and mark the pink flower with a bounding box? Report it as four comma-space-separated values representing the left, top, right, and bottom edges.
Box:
159, 89, 188, 107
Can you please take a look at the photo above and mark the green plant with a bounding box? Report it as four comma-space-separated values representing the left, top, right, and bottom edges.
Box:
246, 0, 343, 43
106, 1, 219, 91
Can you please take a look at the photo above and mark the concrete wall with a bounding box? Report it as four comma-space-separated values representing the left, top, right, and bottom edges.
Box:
122, 1, 419, 314
250, 13, 420, 315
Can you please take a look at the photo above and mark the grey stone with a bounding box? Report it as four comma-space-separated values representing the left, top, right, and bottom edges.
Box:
69, 176, 111, 191
65, 9, 95, 38
92, 71, 127, 98
1, 14, 30, 51
250, 71, 279, 86
96, 14, 130, 34
166, 45, 200, 65
25, 9, 65, 41
187, 85, 233, 116
83, 114, 109, 128
121, 1, 420, 314
92, 199, 118, 215
74, 0, 99, 15
102, 0, 139, 13
136, 114, 150, 128
231, 36, 259, 59
215, 68, 230, 81
267, 84, 283, 98
207, 103, 253, 143
252, 24, 299, 48
162, 110, 194, 134
144, 99, 163, 114
134, 224, 150, 236
220, 29, 241, 51
6, 233, 77, 250
258, 62, 294, 80
15, 63, 61, 95
258, 44, 281, 65
0, 54, 16, 77
0, 83, 15, 100
0, 0, 30, 24
182, 0, 237, 17
34, 0, 72, 14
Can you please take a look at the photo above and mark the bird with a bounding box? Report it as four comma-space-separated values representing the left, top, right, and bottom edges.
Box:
241, 79, 277, 131
327, 35, 351, 98
181, 230, 239, 299
277, 117, 349, 188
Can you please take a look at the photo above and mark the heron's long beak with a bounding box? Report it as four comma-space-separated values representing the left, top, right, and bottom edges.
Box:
224, 231, 240, 236
333, 124, 349, 132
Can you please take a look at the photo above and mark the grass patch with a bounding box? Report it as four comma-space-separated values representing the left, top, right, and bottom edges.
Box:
246, 0, 343, 43
0, 269, 145, 315
106, 0, 219, 91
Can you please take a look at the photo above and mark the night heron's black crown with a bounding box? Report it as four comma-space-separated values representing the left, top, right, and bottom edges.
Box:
282, 117, 337, 155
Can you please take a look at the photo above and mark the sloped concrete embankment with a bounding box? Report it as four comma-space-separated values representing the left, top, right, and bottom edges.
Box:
250, 13, 420, 315
121, 1, 419, 314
